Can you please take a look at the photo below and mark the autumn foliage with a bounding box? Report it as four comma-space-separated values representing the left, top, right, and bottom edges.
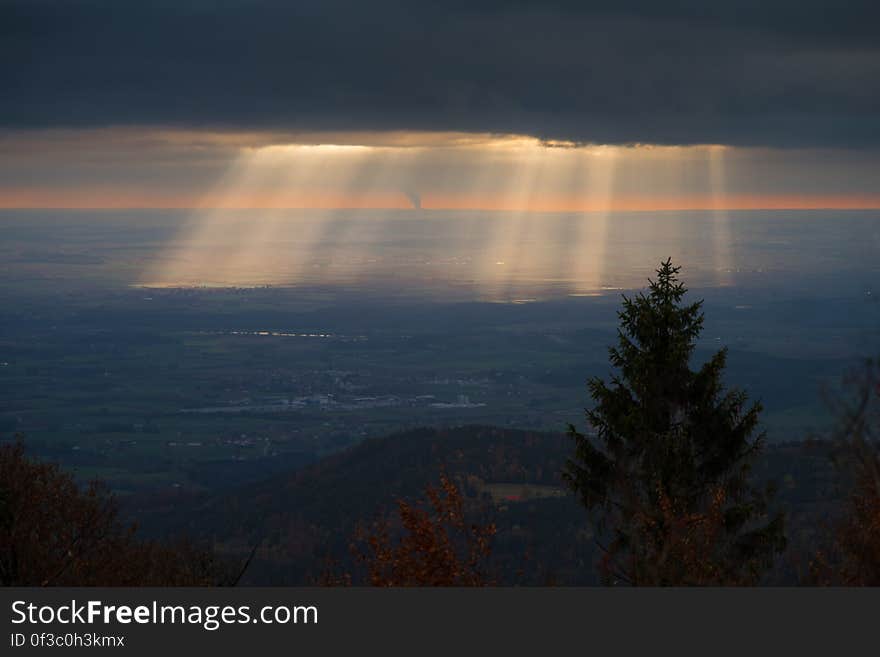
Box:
343, 473, 496, 586
833, 455, 880, 585
610, 485, 770, 585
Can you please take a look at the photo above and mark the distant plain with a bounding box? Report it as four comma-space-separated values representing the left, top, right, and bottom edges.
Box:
1, 209, 877, 497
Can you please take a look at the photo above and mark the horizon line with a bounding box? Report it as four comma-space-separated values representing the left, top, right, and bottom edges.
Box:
2, 203, 879, 213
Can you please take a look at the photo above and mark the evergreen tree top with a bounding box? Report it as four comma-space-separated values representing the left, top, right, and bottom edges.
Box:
611, 257, 705, 404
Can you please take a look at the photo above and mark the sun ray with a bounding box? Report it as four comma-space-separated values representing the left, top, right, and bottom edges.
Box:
139, 135, 761, 294
566, 146, 619, 295
708, 145, 734, 286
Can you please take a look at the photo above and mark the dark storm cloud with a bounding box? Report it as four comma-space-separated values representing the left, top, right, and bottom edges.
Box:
2, 0, 879, 147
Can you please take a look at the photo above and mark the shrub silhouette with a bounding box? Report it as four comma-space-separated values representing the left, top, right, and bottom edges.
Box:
0, 439, 229, 586
810, 359, 880, 585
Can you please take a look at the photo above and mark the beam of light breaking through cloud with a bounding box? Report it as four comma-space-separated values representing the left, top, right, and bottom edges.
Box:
708, 145, 734, 286
129, 133, 878, 296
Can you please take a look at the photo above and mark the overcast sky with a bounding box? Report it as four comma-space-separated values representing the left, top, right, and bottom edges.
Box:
2, 1, 879, 208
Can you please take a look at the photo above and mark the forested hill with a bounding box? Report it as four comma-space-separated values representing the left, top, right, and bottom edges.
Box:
129, 426, 844, 585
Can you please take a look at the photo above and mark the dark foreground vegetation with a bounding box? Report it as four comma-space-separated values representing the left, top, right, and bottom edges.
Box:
4, 425, 877, 586
1, 261, 878, 586
0, 440, 237, 586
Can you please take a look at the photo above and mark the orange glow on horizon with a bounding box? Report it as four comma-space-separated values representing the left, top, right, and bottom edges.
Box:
3, 189, 880, 212
420, 193, 880, 212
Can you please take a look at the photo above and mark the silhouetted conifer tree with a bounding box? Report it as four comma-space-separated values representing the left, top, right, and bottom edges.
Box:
564, 259, 785, 585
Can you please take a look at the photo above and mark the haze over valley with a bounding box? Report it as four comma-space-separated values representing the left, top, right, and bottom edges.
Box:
1, 208, 876, 498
